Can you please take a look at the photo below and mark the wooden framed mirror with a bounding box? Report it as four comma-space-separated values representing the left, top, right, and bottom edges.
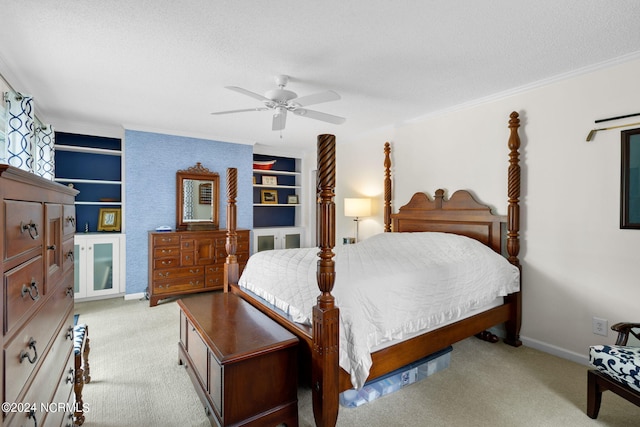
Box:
176, 162, 220, 230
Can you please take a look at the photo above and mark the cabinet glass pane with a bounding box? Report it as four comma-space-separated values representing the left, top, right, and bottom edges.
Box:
74, 244, 80, 293
93, 243, 114, 291
284, 234, 300, 249
257, 235, 275, 252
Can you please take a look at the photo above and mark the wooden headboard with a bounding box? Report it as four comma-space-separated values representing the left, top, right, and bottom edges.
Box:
391, 189, 505, 253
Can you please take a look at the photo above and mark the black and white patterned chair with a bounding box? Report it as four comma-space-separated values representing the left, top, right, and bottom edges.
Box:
587, 322, 640, 418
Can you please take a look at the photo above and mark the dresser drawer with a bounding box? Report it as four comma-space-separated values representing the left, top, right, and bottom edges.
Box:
181, 251, 195, 266
46, 348, 76, 427
181, 239, 195, 250
63, 204, 76, 238
153, 277, 205, 294
3, 318, 74, 427
153, 266, 204, 281
62, 236, 75, 275
153, 246, 180, 258
5, 255, 44, 336
4, 200, 43, 261
153, 256, 180, 269
215, 242, 249, 259
153, 234, 180, 246
4, 283, 74, 404
205, 263, 224, 288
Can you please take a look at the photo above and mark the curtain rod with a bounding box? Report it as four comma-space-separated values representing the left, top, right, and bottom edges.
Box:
586, 121, 640, 141
595, 112, 640, 124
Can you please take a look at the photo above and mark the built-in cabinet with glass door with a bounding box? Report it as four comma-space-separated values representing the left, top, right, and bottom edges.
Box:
253, 226, 304, 252
55, 132, 125, 299
252, 154, 304, 253
74, 234, 125, 298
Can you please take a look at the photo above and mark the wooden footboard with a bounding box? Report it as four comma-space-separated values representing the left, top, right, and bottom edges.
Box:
225, 111, 522, 427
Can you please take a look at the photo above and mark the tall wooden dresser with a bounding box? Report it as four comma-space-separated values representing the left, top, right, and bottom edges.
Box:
148, 229, 249, 306
1, 165, 78, 427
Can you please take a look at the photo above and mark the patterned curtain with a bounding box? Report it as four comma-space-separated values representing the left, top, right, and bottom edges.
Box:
34, 123, 55, 180
2, 92, 34, 172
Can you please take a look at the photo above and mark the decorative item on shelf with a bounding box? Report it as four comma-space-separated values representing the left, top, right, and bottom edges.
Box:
344, 198, 372, 242
287, 194, 299, 204
262, 175, 277, 186
253, 160, 276, 170
97, 208, 121, 232
261, 189, 278, 204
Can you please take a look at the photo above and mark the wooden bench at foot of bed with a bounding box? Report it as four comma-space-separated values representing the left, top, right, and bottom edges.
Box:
178, 292, 299, 427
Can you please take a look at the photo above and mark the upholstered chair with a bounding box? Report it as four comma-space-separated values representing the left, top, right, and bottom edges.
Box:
587, 322, 640, 418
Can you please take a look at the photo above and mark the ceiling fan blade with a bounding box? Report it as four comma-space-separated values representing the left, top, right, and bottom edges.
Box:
292, 108, 346, 125
211, 107, 268, 115
225, 86, 271, 102
272, 110, 287, 131
291, 90, 341, 107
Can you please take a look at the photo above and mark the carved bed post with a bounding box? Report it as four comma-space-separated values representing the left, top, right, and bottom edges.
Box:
312, 134, 339, 427
383, 142, 392, 232
505, 111, 522, 347
224, 167, 238, 293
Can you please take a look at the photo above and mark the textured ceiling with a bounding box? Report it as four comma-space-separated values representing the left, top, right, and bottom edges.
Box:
1, 1, 639, 151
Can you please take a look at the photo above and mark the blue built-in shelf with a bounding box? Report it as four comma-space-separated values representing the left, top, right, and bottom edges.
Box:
252, 154, 300, 228
54, 132, 123, 233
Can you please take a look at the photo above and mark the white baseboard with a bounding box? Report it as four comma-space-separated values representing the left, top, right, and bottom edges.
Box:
75, 293, 125, 303
124, 292, 146, 301
521, 335, 590, 366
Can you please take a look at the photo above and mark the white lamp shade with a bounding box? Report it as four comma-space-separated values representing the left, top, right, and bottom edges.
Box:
344, 198, 371, 218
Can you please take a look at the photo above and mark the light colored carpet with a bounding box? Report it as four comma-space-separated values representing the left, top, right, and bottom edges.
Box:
74, 297, 640, 426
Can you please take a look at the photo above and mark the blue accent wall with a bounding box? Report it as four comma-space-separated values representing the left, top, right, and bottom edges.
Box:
124, 130, 253, 296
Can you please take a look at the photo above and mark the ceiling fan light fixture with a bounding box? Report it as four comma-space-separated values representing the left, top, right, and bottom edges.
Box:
212, 75, 345, 131
264, 88, 297, 102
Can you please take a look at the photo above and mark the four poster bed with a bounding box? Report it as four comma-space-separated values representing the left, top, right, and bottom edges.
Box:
222, 111, 522, 427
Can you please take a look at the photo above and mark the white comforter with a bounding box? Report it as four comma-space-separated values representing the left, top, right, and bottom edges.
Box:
238, 232, 520, 388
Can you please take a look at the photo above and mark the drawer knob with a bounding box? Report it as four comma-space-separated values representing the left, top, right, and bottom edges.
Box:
21, 281, 40, 301
66, 216, 76, 227
66, 250, 74, 261
47, 244, 56, 251
20, 220, 39, 240
66, 287, 74, 298
66, 326, 74, 340
20, 338, 38, 364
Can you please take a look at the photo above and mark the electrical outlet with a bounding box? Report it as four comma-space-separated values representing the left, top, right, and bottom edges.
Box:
593, 317, 608, 336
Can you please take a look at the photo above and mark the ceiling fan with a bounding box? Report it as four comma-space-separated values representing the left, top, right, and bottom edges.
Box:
211, 75, 346, 131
